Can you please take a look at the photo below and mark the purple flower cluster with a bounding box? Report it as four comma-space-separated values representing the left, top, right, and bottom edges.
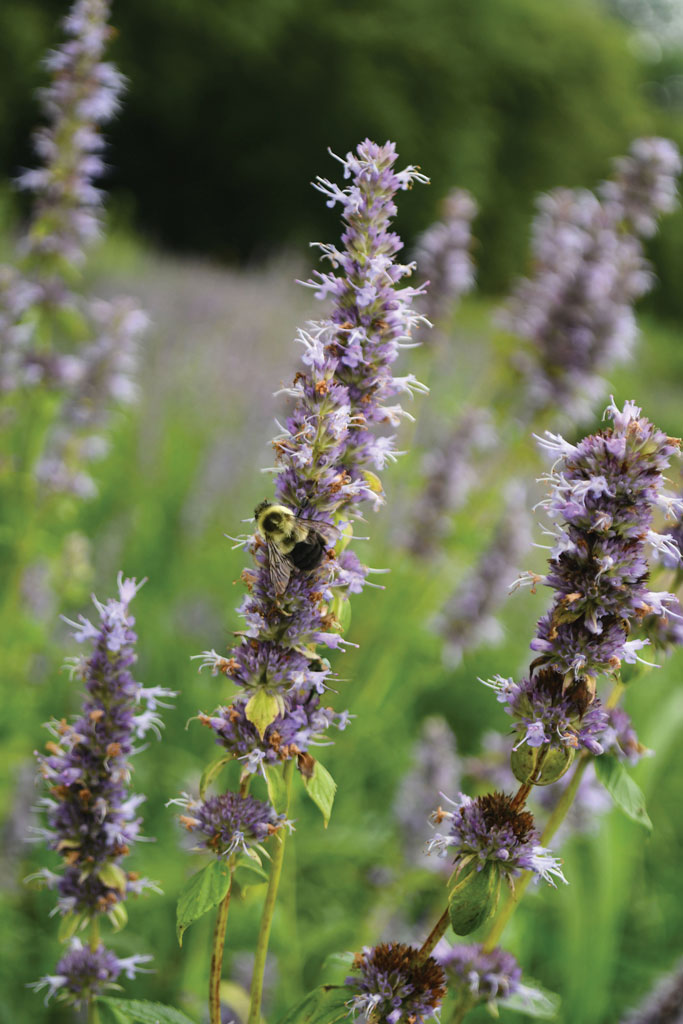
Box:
436, 484, 531, 663
29, 938, 152, 1007
491, 399, 681, 756
345, 943, 446, 1024
414, 188, 477, 329
171, 791, 291, 859
32, 575, 174, 922
427, 792, 566, 887
197, 141, 428, 773
19, 0, 124, 267
601, 137, 682, 239
0, 0, 145, 499
530, 399, 681, 676
434, 941, 521, 1007
484, 668, 608, 756
407, 408, 496, 559
501, 138, 680, 420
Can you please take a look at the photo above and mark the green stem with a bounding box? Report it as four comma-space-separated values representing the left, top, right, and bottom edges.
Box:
247, 759, 295, 1024
88, 917, 102, 1024
448, 992, 477, 1024
417, 908, 450, 964
481, 752, 591, 952
209, 880, 234, 1024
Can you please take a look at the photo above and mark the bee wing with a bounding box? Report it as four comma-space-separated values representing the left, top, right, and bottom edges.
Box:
267, 539, 292, 595
294, 516, 340, 548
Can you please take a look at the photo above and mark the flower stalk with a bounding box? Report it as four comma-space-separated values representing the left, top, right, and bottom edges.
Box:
247, 759, 295, 1024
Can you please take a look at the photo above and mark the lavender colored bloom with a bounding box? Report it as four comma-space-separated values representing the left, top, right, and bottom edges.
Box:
642, 596, 683, 651
29, 937, 152, 1007
427, 791, 566, 887
394, 716, 462, 869
484, 667, 609, 756
32, 574, 174, 921
19, 0, 124, 267
524, 399, 682, 680
171, 791, 291, 860
601, 137, 682, 239
414, 188, 477, 328
436, 483, 531, 662
501, 140, 680, 420
434, 940, 521, 1006
407, 408, 496, 559
601, 707, 648, 765
345, 943, 446, 1024
197, 141, 428, 771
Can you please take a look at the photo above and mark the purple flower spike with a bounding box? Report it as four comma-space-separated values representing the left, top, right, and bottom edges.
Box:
434, 940, 522, 1007
524, 398, 682, 681
414, 188, 478, 328
171, 791, 292, 860
602, 136, 682, 239
345, 943, 446, 1024
197, 141, 428, 770
501, 139, 680, 421
29, 938, 152, 1008
32, 574, 175, 921
19, 0, 124, 267
427, 792, 566, 887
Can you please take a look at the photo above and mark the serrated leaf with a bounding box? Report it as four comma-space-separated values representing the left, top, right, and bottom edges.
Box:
276, 985, 350, 1024
302, 759, 337, 827
98, 996, 197, 1024
595, 754, 652, 832
245, 689, 281, 738
265, 763, 288, 812
502, 980, 561, 1018
98, 862, 128, 894
448, 860, 501, 935
176, 860, 232, 946
199, 755, 233, 799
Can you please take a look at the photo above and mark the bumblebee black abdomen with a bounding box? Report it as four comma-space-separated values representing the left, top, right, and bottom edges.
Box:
289, 533, 326, 572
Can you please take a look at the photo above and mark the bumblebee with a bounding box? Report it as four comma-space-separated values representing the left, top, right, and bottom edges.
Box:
253, 501, 339, 595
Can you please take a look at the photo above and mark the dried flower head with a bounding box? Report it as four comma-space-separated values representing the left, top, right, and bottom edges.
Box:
345, 942, 446, 1024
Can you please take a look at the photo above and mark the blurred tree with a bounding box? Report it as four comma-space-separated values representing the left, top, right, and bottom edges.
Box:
0, 0, 664, 294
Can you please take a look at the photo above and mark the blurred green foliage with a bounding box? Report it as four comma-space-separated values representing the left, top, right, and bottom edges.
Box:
5, 0, 683, 304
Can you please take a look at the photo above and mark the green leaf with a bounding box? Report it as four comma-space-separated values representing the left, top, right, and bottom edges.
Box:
176, 860, 232, 946
595, 753, 653, 832
448, 860, 501, 935
362, 469, 383, 496
330, 592, 351, 634
302, 759, 337, 827
245, 689, 281, 738
320, 951, 355, 984
276, 985, 350, 1024
233, 856, 268, 885
98, 997, 197, 1024
199, 755, 233, 799
503, 980, 561, 1018
98, 862, 128, 894
57, 911, 84, 943
265, 763, 288, 812
108, 901, 128, 932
